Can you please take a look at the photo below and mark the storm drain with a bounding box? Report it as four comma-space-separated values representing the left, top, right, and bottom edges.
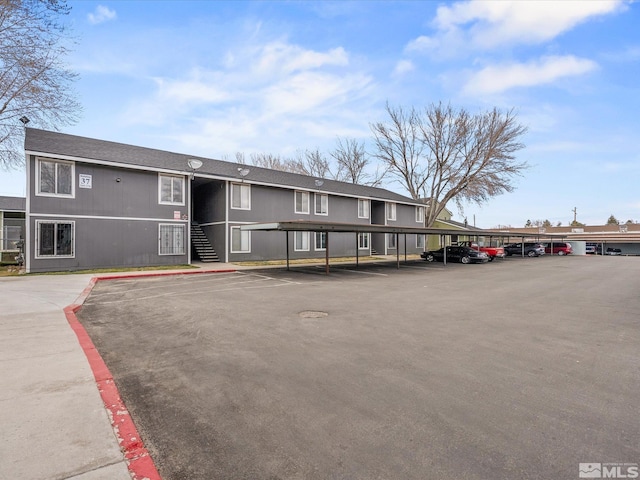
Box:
299, 311, 329, 318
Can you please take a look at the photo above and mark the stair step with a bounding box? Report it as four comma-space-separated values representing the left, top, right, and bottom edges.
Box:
190, 223, 220, 263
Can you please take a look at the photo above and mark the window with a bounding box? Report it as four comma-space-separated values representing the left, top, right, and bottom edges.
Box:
295, 191, 310, 214
294, 231, 309, 251
315, 193, 328, 215
358, 233, 369, 250
315, 232, 326, 250
387, 233, 396, 249
416, 234, 425, 249
36, 221, 74, 258
231, 227, 251, 253
159, 175, 184, 205
231, 183, 251, 210
386, 202, 396, 221
416, 206, 425, 223
37, 158, 73, 197
159, 224, 185, 255
358, 199, 369, 219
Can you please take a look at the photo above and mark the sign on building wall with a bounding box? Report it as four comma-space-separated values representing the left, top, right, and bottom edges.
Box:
79, 174, 92, 189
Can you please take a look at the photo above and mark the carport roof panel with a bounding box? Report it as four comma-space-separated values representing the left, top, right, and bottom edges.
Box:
241, 221, 567, 238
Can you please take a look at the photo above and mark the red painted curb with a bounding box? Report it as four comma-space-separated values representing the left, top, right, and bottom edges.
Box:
64, 268, 237, 480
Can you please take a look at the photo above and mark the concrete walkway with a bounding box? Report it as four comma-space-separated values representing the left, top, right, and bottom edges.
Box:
0, 263, 239, 480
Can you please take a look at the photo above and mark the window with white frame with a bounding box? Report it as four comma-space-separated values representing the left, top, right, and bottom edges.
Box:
358, 199, 369, 219
416, 234, 425, 249
231, 183, 251, 210
159, 224, 185, 255
36, 220, 74, 258
295, 191, 310, 214
416, 206, 425, 223
386, 202, 396, 221
315, 232, 326, 250
37, 158, 73, 197
387, 233, 396, 249
315, 193, 328, 215
231, 227, 251, 253
358, 232, 369, 249
294, 231, 310, 251
159, 174, 185, 205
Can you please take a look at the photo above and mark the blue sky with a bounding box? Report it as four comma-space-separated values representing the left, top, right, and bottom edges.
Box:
3, 0, 639, 228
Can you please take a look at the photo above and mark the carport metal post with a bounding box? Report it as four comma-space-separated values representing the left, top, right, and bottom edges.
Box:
396, 233, 400, 269
285, 231, 290, 271
325, 232, 330, 275
355, 233, 359, 269
404, 234, 407, 264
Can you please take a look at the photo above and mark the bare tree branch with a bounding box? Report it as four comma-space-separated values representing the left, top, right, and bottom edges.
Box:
372, 102, 528, 226
0, 0, 80, 169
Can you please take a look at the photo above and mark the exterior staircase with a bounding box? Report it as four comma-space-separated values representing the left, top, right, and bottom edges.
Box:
190, 223, 220, 262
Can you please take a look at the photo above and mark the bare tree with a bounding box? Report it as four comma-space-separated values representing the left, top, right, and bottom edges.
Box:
331, 136, 385, 186
371, 102, 528, 226
290, 148, 332, 178
249, 153, 298, 172
0, 0, 80, 169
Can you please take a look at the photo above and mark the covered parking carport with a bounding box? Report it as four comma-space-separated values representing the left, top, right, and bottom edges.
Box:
242, 221, 568, 274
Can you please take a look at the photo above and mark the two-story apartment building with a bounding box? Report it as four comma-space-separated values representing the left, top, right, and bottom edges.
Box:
24, 128, 427, 273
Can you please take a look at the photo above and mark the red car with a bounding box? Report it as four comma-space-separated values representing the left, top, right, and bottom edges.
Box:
458, 241, 505, 262
544, 242, 572, 255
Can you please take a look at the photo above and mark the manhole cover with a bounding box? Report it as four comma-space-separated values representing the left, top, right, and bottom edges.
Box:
299, 311, 329, 318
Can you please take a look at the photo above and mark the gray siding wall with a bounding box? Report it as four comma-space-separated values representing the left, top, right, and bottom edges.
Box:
28, 216, 188, 272
29, 156, 189, 220
28, 156, 189, 272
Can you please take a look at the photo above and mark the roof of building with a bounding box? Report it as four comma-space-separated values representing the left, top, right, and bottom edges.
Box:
0, 196, 26, 212
25, 128, 420, 205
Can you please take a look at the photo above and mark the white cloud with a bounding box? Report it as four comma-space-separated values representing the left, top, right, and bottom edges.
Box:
121, 40, 374, 154
392, 60, 415, 77
88, 5, 117, 25
463, 55, 598, 95
407, 0, 626, 54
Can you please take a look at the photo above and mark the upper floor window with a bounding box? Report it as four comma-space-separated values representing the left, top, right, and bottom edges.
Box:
315, 193, 328, 215
159, 174, 184, 205
416, 206, 425, 223
358, 199, 369, 219
37, 158, 73, 197
386, 202, 396, 221
231, 183, 251, 210
295, 191, 310, 214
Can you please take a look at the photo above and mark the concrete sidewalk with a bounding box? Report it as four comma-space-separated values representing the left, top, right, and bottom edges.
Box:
0, 263, 239, 480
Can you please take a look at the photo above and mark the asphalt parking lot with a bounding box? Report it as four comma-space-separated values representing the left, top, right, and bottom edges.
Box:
77, 256, 640, 480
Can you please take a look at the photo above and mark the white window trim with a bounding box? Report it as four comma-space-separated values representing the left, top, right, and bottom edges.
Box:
387, 202, 396, 221
416, 206, 425, 223
358, 199, 370, 219
294, 191, 310, 215
294, 231, 310, 251
35, 220, 75, 259
230, 226, 251, 253
358, 232, 370, 250
230, 183, 251, 210
36, 157, 75, 198
158, 174, 186, 206
158, 223, 186, 256
314, 232, 327, 251
314, 193, 328, 216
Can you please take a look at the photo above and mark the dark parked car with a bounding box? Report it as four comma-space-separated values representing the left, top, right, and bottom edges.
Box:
503, 242, 546, 257
605, 247, 622, 255
421, 246, 489, 264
